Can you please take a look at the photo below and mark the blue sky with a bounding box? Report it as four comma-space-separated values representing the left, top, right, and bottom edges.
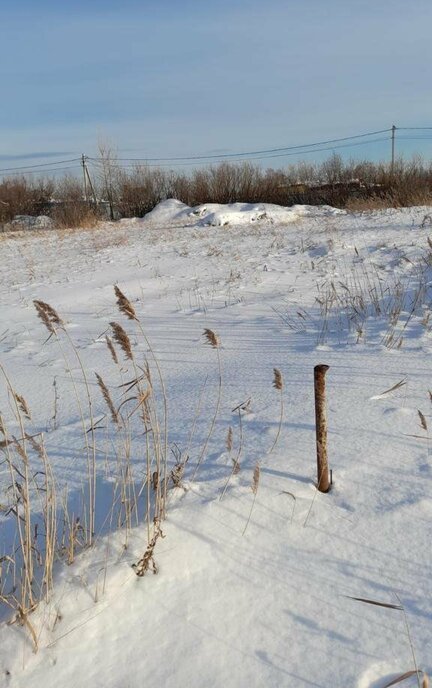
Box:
2, 0, 432, 172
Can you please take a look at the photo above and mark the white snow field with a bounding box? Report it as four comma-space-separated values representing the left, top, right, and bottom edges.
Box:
0, 200, 431, 688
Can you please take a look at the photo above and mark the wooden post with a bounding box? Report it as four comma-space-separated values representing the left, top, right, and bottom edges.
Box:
391, 125, 396, 175
314, 364, 330, 493
85, 164, 98, 206
81, 154, 88, 202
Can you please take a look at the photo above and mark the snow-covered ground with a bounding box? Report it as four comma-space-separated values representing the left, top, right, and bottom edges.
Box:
1, 201, 432, 687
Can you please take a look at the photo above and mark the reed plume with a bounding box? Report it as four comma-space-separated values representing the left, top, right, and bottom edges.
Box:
269, 368, 284, 454
114, 285, 138, 321
252, 464, 260, 494
242, 462, 260, 535
418, 409, 428, 431
110, 322, 133, 360
14, 393, 31, 421
33, 300, 64, 335
220, 412, 243, 500
95, 373, 120, 426
192, 329, 222, 480
273, 368, 283, 391
203, 328, 220, 348
106, 335, 119, 365
226, 426, 233, 452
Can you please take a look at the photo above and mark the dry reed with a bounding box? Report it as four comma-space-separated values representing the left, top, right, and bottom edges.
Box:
242, 463, 260, 535
95, 373, 120, 426
268, 368, 284, 455
132, 519, 164, 576
114, 285, 138, 321
191, 329, 222, 480
418, 410, 427, 431
106, 335, 119, 365
110, 321, 134, 360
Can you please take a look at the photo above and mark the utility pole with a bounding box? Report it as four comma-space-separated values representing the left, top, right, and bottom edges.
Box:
81, 154, 97, 206
391, 125, 396, 175
81, 154, 88, 201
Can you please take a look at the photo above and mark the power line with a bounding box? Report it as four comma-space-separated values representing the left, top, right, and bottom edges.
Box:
1, 125, 432, 177
0, 157, 80, 173
89, 128, 392, 163
88, 136, 391, 169
0, 165, 81, 176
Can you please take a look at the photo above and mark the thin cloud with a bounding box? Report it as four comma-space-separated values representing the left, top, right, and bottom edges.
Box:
0, 152, 76, 161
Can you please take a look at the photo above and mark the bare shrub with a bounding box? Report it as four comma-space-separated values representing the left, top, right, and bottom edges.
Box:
188, 163, 263, 205
50, 176, 100, 228
0, 176, 54, 224
115, 166, 171, 218
2, 153, 431, 229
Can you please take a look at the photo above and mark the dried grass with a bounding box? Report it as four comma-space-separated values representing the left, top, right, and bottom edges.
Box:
105, 335, 119, 365
242, 462, 260, 535
95, 373, 120, 426
273, 368, 283, 391
418, 410, 428, 432
203, 328, 220, 348
114, 285, 138, 321
110, 321, 134, 360
132, 519, 164, 576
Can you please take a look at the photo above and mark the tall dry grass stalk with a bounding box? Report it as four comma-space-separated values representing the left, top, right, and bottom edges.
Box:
242, 463, 260, 536
106, 334, 119, 364
95, 373, 120, 426
0, 366, 35, 614
226, 426, 233, 453
110, 321, 133, 360
184, 374, 208, 459
220, 409, 244, 501
114, 284, 138, 321
313, 244, 431, 350
132, 519, 164, 576
268, 368, 284, 455
0, 288, 178, 647
33, 299, 97, 546
347, 594, 425, 688
191, 329, 222, 480
113, 285, 168, 522
0, 371, 57, 649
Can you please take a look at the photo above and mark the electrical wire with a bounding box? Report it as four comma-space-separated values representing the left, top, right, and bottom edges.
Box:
88, 136, 391, 169
1, 125, 431, 176
88, 128, 392, 163
0, 165, 81, 176
0, 158, 80, 173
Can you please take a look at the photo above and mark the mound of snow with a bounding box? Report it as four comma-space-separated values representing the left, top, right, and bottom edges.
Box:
141, 199, 193, 225
192, 202, 346, 227
141, 199, 345, 228
5, 215, 54, 230
192, 202, 284, 227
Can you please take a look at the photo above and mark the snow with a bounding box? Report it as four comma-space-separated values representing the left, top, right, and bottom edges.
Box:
141, 198, 346, 227
3, 215, 54, 231
0, 201, 432, 687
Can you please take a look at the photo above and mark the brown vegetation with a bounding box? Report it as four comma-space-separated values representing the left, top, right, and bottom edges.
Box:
1, 154, 432, 230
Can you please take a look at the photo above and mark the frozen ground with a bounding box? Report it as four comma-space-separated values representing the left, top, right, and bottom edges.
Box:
0, 201, 432, 687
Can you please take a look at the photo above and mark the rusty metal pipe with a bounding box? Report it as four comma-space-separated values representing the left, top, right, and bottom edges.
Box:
314, 364, 330, 493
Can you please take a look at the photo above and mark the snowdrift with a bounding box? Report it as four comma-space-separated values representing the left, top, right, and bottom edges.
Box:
141, 198, 346, 227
